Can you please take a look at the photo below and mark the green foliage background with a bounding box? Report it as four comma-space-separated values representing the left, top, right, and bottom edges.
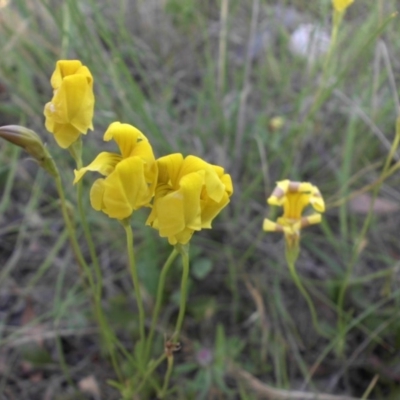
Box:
1, 0, 400, 399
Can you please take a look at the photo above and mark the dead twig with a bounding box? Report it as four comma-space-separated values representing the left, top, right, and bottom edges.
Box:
229, 364, 366, 400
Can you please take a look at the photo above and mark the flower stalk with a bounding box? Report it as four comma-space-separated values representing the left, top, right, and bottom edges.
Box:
174, 243, 190, 341
145, 248, 179, 361
122, 219, 146, 347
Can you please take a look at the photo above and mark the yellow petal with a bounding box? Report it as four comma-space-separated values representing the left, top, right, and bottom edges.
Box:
44, 103, 56, 132
276, 180, 290, 193
51, 60, 83, 89
104, 122, 147, 159
200, 173, 232, 228
155, 192, 186, 238
53, 75, 94, 132
90, 178, 106, 211
200, 191, 230, 228
298, 182, 313, 193
180, 170, 205, 229
180, 156, 225, 202
156, 153, 184, 188
263, 219, 282, 232
268, 180, 289, 206
179, 155, 209, 177
220, 173, 233, 197
145, 183, 170, 229
204, 170, 225, 203
156, 170, 204, 237
332, 0, 354, 12
73, 152, 122, 184
75, 65, 94, 87
173, 228, 195, 245
301, 213, 322, 227
101, 157, 152, 219
115, 157, 151, 208
310, 187, 325, 212
102, 176, 133, 219
50, 123, 81, 149
133, 139, 157, 165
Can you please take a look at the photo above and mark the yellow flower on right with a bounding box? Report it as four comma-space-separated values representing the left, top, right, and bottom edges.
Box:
332, 0, 354, 13
263, 180, 325, 249
146, 154, 233, 245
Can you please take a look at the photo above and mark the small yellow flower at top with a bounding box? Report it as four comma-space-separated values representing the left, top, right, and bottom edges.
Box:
146, 154, 233, 245
44, 60, 95, 149
332, 0, 354, 13
263, 180, 325, 251
73, 122, 158, 220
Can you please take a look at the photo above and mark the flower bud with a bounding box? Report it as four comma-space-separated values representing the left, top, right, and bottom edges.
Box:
0, 125, 58, 177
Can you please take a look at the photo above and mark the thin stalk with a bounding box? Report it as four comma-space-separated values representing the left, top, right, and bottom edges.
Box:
54, 174, 94, 290
0, 146, 21, 215
159, 356, 174, 399
287, 256, 329, 339
75, 167, 122, 380
145, 248, 179, 361
309, 9, 342, 116
217, 0, 229, 97
174, 245, 190, 340
61, 0, 71, 58
122, 220, 146, 346
75, 156, 103, 300
232, 0, 259, 176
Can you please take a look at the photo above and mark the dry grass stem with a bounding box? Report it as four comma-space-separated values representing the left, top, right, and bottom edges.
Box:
230, 365, 367, 400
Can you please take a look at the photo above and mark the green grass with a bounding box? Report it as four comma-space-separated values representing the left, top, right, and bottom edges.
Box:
1, 0, 400, 399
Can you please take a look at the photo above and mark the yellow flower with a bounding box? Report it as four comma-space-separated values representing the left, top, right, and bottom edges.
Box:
146, 154, 233, 245
263, 180, 325, 248
73, 122, 157, 220
44, 60, 95, 149
332, 0, 354, 13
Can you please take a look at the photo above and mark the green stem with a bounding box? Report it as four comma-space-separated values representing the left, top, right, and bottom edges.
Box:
309, 9, 341, 117
75, 156, 103, 301
122, 220, 146, 346
174, 244, 190, 340
287, 258, 329, 338
54, 174, 94, 290
145, 248, 179, 361
159, 355, 174, 399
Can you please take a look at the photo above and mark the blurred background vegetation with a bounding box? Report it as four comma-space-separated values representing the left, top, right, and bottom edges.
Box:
1, 0, 400, 399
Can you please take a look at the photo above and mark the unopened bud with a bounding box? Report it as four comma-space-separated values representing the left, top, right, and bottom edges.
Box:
0, 125, 58, 177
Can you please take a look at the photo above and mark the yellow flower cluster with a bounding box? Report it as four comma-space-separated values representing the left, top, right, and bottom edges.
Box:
43, 60, 233, 245
41, 60, 326, 249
